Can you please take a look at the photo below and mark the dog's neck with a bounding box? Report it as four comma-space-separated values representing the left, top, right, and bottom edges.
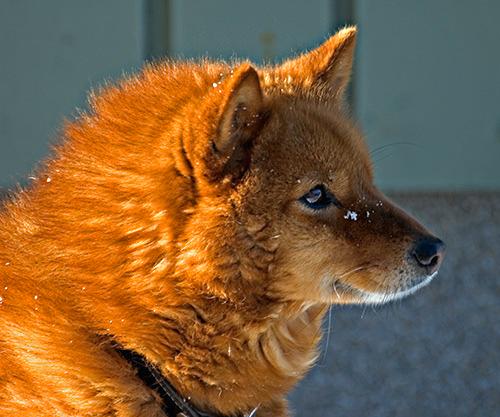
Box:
102, 291, 326, 416
113, 299, 326, 416
75, 207, 328, 415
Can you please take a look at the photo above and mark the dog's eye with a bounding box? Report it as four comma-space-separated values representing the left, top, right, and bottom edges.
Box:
300, 185, 339, 210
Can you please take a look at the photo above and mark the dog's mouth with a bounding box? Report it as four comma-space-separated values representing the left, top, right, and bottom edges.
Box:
331, 271, 438, 305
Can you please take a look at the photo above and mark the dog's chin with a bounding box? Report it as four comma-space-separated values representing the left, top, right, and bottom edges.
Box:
330, 271, 439, 305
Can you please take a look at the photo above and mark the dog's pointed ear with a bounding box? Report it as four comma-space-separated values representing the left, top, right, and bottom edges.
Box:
282, 26, 357, 102
212, 64, 266, 179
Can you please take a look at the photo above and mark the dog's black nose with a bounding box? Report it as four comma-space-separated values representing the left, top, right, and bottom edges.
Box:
412, 237, 446, 274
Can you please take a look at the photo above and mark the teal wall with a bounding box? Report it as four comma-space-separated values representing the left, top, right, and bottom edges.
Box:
356, 0, 500, 190
1, 1, 499, 190
169, 0, 332, 63
0, 0, 144, 188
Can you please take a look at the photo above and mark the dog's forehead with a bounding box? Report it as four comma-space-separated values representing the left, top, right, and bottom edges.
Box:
255, 101, 372, 182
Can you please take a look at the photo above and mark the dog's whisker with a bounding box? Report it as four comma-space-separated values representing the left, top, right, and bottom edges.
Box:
246, 405, 260, 417
338, 265, 375, 279
332, 281, 341, 299
319, 305, 333, 366
360, 304, 368, 319
369, 141, 419, 157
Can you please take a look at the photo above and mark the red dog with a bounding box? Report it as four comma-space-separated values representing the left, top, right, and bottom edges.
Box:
0, 27, 444, 416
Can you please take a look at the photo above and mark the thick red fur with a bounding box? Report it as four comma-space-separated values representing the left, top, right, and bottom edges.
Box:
0, 27, 441, 416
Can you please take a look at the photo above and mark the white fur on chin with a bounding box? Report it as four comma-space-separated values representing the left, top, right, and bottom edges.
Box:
360, 271, 438, 305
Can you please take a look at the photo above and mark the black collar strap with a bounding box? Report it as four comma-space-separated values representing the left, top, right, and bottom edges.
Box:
116, 347, 219, 417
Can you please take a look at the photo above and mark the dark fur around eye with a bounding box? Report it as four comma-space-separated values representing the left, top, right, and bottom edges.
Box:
299, 185, 341, 210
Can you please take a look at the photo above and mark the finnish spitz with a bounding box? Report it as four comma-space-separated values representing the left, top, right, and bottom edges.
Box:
0, 27, 444, 416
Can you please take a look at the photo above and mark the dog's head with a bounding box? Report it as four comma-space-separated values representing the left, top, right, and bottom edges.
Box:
181, 27, 445, 306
